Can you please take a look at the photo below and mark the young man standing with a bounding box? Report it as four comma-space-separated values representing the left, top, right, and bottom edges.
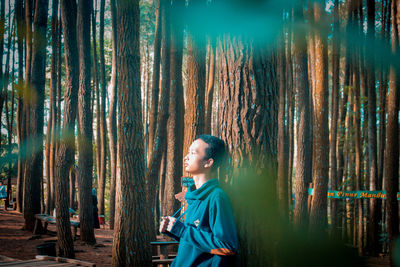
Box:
159, 135, 238, 266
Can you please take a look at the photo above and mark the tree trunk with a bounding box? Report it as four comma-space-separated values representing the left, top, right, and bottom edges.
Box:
69, 167, 76, 209
46, 0, 59, 215
218, 35, 278, 266
330, 0, 340, 239
55, 0, 80, 257
183, 0, 206, 161
204, 37, 215, 134
385, 0, 400, 260
164, 0, 184, 217
108, 0, 117, 230
353, 54, 363, 254
293, 4, 312, 229
309, 3, 329, 232
286, 24, 294, 213
77, 0, 95, 244
98, 0, 107, 218
145, 0, 171, 242
111, 0, 151, 264
92, 0, 100, 197
23, 0, 48, 233
366, 0, 380, 256
15, 0, 24, 213
147, 0, 161, 166
0, 0, 5, 120
277, 40, 288, 219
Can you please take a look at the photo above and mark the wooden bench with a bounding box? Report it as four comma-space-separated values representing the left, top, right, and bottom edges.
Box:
35, 214, 80, 240
150, 241, 178, 267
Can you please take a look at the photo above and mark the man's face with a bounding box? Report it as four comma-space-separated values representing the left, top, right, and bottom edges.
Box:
184, 139, 210, 175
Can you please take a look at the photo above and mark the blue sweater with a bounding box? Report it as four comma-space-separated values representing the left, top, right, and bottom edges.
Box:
169, 179, 238, 267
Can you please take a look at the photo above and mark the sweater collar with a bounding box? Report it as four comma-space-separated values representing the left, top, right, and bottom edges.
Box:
185, 178, 219, 203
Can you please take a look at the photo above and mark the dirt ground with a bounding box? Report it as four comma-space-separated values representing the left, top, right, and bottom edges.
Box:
0, 209, 113, 267
0, 208, 391, 267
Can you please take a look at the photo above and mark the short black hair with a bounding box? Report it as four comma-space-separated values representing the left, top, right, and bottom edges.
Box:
196, 134, 226, 170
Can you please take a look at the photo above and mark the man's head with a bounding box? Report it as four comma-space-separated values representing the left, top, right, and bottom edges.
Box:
184, 135, 226, 175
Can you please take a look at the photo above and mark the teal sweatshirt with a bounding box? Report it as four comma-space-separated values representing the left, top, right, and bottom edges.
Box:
169, 178, 238, 267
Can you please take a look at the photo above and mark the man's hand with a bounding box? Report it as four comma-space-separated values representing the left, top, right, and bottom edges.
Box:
166, 216, 176, 232
159, 216, 177, 233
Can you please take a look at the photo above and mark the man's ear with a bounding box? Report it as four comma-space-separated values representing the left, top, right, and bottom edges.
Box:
204, 158, 214, 169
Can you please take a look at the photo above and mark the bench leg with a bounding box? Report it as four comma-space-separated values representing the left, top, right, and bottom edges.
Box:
73, 226, 77, 240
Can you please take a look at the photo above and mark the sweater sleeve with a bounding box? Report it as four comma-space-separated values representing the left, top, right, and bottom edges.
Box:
169, 193, 238, 256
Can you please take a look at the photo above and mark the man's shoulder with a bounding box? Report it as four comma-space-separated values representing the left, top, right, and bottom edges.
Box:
209, 186, 231, 204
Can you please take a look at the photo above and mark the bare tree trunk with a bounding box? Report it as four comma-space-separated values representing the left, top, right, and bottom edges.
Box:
112, 0, 151, 265
77, 0, 95, 244
218, 34, 278, 266
46, 0, 59, 215
108, 0, 117, 230
277, 39, 288, 219
147, 0, 161, 166
23, 0, 48, 234
330, 0, 340, 240
353, 54, 363, 254
98, 0, 107, 217
92, 0, 100, 195
309, 2, 329, 232
164, 0, 184, 218
293, 3, 312, 229
4, 13, 15, 210
286, 23, 294, 213
385, 0, 400, 260
0, 0, 5, 120
69, 167, 76, 209
204, 37, 215, 134
183, 0, 206, 161
145, 0, 171, 242
15, 0, 24, 213
55, 0, 80, 257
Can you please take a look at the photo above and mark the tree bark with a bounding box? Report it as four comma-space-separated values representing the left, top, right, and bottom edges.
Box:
112, 0, 151, 264
77, 0, 95, 244
277, 39, 288, 219
108, 0, 118, 230
46, 0, 59, 215
183, 0, 207, 162
15, 0, 24, 213
147, 0, 161, 166
204, 37, 215, 134
92, 0, 100, 197
353, 54, 363, 254
0, 0, 5, 120
164, 0, 184, 217
385, 0, 400, 260
218, 34, 278, 266
309, 3, 329, 232
145, 0, 171, 241
329, 0, 340, 239
55, 0, 80, 257
293, 4, 312, 229
23, 0, 48, 233
98, 0, 107, 217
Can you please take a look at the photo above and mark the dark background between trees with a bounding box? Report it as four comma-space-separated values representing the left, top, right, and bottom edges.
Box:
0, 0, 399, 266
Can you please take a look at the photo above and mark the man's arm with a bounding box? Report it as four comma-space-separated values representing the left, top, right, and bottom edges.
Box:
168, 193, 238, 256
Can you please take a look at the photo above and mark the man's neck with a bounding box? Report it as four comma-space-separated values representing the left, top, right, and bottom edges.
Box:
193, 174, 213, 189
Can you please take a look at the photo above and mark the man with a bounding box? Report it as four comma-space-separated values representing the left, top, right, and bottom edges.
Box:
160, 135, 238, 266
0, 181, 7, 209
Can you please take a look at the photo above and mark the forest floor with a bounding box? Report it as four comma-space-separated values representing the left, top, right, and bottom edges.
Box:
0, 207, 392, 267
0, 208, 112, 267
